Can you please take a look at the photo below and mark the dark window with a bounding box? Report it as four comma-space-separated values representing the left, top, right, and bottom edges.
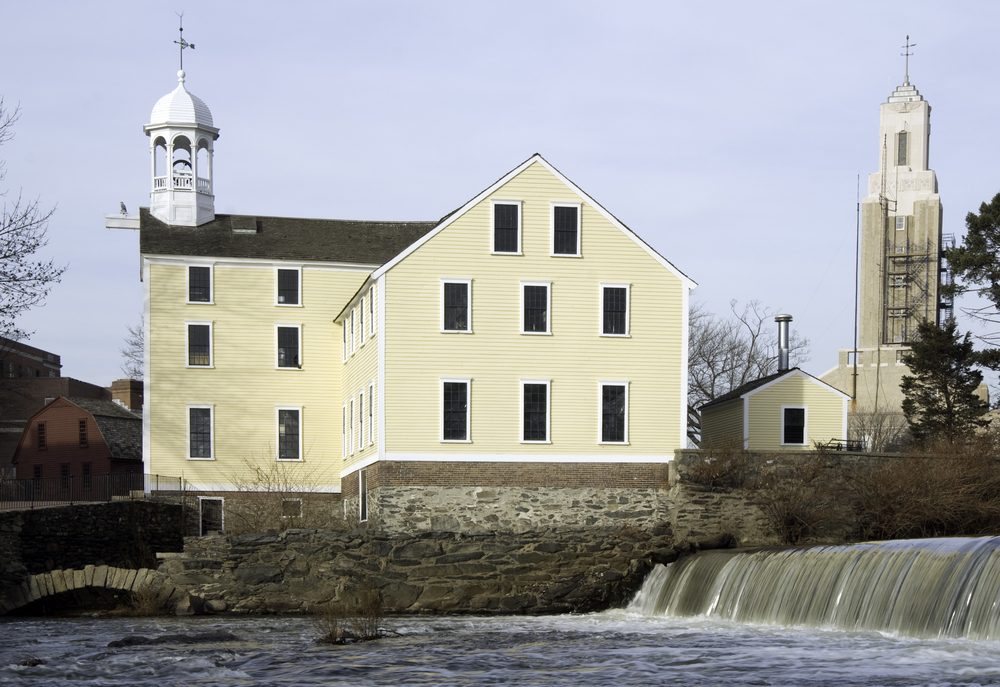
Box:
523, 285, 549, 333
602, 287, 628, 335
60, 464, 70, 490
188, 266, 211, 302
493, 203, 519, 253
553, 205, 579, 255
32, 465, 42, 481
442, 382, 468, 441
783, 408, 806, 445
277, 326, 300, 368
602, 385, 626, 443
199, 497, 224, 535
82, 463, 92, 492
896, 131, 908, 166
443, 282, 469, 331
188, 324, 211, 366
278, 409, 300, 460
359, 468, 369, 522
281, 499, 302, 518
78, 419, 88, 448
189, 407, 212, 458
523, 383, 548, 441
37, 422, 46, 450
277, 269, 299, 305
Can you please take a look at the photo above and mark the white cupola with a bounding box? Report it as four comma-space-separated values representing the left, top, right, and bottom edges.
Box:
143, 69, 220, 226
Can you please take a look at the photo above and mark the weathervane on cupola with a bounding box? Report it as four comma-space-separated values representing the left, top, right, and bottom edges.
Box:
142, 14, 220, 227
174, 13, 195, 71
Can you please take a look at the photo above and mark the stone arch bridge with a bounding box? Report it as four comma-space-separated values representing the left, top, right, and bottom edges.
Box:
0, 565, 178, 614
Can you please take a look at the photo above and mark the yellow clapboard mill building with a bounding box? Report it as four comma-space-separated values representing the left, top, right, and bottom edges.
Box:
109, 68, 695, 534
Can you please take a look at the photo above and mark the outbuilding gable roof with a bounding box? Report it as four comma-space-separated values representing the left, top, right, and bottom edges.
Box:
699, 367, 851, 411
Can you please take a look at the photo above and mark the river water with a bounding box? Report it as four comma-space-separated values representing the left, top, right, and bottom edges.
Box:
2, 612, 1000, 686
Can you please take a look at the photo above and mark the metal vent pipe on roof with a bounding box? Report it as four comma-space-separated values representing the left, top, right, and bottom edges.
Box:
775, 314, 793, 372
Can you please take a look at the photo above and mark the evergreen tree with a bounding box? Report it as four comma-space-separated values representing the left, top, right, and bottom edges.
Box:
945, 192, 1000, 367
900, 320, 989, 443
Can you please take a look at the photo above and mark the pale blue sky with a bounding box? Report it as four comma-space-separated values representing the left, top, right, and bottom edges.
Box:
3, 1, 1000, 384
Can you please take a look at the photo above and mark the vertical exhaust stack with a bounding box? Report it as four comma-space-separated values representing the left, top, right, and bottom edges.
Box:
775, 314, 793, 373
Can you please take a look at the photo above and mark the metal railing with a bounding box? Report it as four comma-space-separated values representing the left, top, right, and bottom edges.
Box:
0, 473, 185, 511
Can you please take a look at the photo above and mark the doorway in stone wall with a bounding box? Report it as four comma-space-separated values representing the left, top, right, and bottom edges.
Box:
199, 496, 224, 535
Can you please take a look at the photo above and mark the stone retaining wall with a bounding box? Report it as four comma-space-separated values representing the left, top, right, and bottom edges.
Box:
0, 501, 183, 592
158, 525, 681, 615
343, 461, 671, 534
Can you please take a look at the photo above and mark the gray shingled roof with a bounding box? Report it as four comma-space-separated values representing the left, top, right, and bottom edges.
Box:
139, 208, 442, 264
697, 369, 793, 411
69, 398, 142, 463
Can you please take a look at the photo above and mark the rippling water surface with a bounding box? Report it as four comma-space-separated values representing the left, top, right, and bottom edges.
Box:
2, 612, 1000, 686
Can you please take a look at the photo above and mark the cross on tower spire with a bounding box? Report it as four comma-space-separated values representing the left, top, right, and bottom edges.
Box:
174, 13, 195, 72
900, 34, 916, 85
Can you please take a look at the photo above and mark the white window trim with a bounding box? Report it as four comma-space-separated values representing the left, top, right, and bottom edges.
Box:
357, 389, 365, 453
275, 266, 303, 307
198, 496, 224, 536
276, 406, 304, 461
441, 279, 473, 334
599, 283, 631, 337
368, 286, 376, 337
440, 378, 472, 443
342, 404, 348, 458
520, 281, 552, 335
186, 264, 214, 305
342, 322, 348, 362
550, 202, 582, 257
349, 398, 355, 455
598, 381, 630, 445
186, 404, 215, 460
360, 296, 366, 346
358, 468, 369, 523
350, 308, 357, 355
185, 321, 214, 368
780, 405, 808, 447
520, 379, 551, 444
490, 199, 523, 255
368, 381, 375, 446
275, 323, 303, 370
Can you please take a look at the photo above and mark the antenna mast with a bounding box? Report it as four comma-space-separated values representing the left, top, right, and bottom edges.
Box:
901, 35, 916, 85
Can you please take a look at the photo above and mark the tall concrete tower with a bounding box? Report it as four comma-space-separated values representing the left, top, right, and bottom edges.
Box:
822, 66, 945, 431
858, 79, 942, 350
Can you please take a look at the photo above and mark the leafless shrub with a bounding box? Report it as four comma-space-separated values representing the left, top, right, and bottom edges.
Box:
226, 454, 341, 533
125, 584, 167, 617
680, 443, 756, 491
849, 411, 910, 453
316, 587, 386, 645
755, 456, 845, 545
848, 434, 1000, 540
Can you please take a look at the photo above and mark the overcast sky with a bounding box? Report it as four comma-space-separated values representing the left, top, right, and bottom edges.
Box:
3, 1, 1000, 385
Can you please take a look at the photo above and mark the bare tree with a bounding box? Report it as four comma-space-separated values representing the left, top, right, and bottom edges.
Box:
0, 98, 65, 341
120, 320, 143, 379
688, 300, 809, 444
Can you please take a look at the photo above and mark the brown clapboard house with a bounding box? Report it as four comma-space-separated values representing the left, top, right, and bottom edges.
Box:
12, 398, 143, 495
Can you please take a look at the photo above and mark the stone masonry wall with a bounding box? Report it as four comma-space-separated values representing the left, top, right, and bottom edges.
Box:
342, 461, 671, 533
158, 525, 681, 615
0, 501, 184, 590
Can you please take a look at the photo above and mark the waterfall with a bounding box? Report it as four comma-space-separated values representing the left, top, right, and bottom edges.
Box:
628, 536, 1000, 639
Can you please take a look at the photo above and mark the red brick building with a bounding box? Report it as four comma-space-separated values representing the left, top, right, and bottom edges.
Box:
12, 398, 143, 491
